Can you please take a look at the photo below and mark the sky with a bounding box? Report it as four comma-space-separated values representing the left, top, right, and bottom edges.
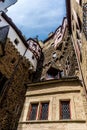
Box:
7, 0, 66, 41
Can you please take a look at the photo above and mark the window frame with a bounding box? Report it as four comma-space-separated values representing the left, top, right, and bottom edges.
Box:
59, 100, 71, 120
27, 103, 38, 120
14, 38, 19, 46
39, 102, 49, 120
27, 101, 49, 121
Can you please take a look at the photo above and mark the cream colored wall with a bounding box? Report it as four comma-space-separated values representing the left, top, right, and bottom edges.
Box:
18, 81, 87, 130
18, 123, 87, 130
0, 13, 37, 71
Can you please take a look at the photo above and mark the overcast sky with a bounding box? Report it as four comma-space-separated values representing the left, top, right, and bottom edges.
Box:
7, 0, 66, 41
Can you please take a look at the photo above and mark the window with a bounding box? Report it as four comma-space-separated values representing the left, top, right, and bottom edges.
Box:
79, 0, 82, 6
77, 14, 82, 32
32, 43, 37, 51
51, 43, 54, 47
58, 35, 61, 39
46, 67, 62, 80
28, 103, 38, 120
52, 52, 57, 59
27, 102, 49, 120
39, 103, 49, 120
14, 38, 19, 45
32, 55, 35, 60
60, 101, 70, 119
56, 43, 63, 51
11, 58, 16, 64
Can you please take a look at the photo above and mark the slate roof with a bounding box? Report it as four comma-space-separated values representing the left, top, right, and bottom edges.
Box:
0, 25, 9, 56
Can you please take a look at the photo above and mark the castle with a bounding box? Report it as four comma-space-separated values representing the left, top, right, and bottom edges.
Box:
0, 0, 87, 130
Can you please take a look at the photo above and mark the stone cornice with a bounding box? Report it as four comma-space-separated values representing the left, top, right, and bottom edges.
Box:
19, 120, 86, 124
26, 76, 82, 87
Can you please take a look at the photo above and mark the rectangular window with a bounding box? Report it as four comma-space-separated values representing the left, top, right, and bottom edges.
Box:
28, 103, 38, 120
27, 102, 49, 121
14, 38, 19, 45
58, 35, 61, 39
39, 102, 49, 120
60, 101, 70, 119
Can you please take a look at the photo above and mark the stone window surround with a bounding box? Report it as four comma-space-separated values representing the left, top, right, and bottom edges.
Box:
59, 100, 71, 120
26, 99, 71, 122
27, 101, 49, 121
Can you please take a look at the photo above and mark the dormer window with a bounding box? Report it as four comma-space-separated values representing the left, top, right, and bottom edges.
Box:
46, 67, 62, 80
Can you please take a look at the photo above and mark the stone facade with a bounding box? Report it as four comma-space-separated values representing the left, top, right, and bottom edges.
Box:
66, 0, 87, 87
34, 18, 79, 82
18, 78, 87, 130
0, 38, 32, 130
0, 0, 87, 130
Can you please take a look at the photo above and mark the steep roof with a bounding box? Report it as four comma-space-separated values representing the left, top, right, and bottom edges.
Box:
1, 12, 28, 48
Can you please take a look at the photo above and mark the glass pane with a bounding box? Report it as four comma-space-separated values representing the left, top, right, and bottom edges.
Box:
61, 101, 70, 119
40, 103, 49, 120
29, 104, 38, 120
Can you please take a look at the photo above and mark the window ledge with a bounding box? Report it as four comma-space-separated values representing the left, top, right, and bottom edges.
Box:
19, 120, 86, 124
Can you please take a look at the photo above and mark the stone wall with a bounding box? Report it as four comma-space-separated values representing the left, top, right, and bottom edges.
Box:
0, 38, 31, 130
18, 79, 87, 130
68, 0, 87, 122
41, 30, 79, 80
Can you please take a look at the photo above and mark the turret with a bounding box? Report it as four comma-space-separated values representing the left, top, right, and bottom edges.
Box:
27, 38, 42, 70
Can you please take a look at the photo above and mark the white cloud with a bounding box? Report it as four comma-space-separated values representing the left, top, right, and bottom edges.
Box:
7, 0, 66, 40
